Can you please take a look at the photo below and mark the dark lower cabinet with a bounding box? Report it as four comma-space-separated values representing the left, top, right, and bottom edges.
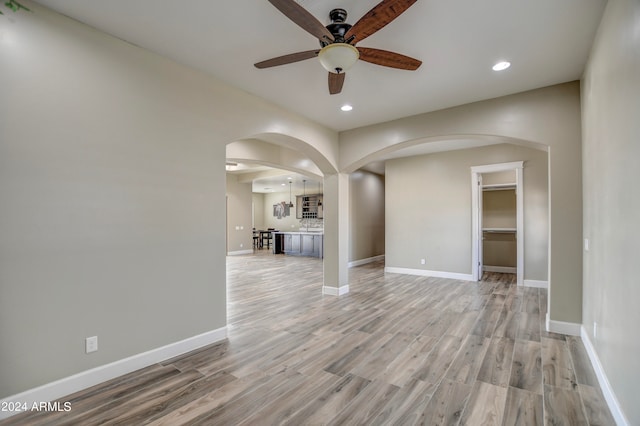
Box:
275, 232, 323, 258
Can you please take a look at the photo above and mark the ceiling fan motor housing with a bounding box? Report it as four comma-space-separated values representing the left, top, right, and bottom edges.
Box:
323, 8, 352, 45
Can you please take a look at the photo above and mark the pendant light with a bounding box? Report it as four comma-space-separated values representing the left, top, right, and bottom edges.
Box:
287, 181, 294, 208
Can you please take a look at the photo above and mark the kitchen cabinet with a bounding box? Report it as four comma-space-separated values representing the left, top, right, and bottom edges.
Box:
274, 232, 323, 258
283, 233, 300, 253
300, 234, 316, 256
296, 194, 323, 219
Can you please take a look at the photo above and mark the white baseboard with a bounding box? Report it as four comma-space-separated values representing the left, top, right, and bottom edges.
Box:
545, 313, 581, 336
384, 266, 474, 282
227, 249, 254, 256
348, 254, 385, 268
523, 279, 548, 289
580, 326, 630, 426
0, 327, 227, 421
322, 285, 350, 296
483, 265, 517, 273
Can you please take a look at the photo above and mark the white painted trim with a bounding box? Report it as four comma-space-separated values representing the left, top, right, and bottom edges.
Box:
322, 285, 350, 296
523, 279, 548, 289
227, 249, 254, 256
385, 267, 474, 282
348, 255, 385, 268
580, 326, 630, 426
471, 171, 482, 280
545, 313, 580, 336
515, 165, 524, 286
0, 327, 227, 421
483, 265, 517, 273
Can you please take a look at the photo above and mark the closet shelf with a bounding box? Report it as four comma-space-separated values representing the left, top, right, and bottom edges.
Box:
482, 183, 516, 191
483, 228, 517, 233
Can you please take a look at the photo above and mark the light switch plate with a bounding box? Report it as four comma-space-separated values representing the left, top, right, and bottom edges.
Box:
86, 336, 98, 353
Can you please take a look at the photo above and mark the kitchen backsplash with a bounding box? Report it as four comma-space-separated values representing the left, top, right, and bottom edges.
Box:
300, 218, 323, 229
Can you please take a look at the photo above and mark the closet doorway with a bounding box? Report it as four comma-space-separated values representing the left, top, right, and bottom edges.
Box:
471, 162, 524, 285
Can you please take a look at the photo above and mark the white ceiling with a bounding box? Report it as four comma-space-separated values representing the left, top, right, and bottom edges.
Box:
34, 0, 605, 132
34, 0, 606, 186
228, 166, 321, 194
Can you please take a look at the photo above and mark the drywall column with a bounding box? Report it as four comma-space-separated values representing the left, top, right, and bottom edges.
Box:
547, 144, 583, 327
322, 173, 350, 295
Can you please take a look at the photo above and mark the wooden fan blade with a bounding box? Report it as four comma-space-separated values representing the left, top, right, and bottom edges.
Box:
255, 50, 320, 69
328, 72, 345, 95
357, 47, 422, 70
268, 0, 334, 42
345, 0, 417, 44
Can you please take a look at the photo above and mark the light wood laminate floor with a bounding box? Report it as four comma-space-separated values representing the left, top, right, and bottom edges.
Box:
3, 252, 614, 425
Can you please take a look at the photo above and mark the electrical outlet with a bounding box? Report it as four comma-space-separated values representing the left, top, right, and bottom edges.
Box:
593, 322, 597, 338
584, 238, 590, 252
86, 336, 98, 353
420, 259, 426, 265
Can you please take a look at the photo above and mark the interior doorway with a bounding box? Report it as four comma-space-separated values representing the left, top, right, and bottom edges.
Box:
471, 161, 524, 285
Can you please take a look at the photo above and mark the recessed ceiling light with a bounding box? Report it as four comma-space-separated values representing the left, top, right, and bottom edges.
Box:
492, 61, 511, 71
341, 104, 353, 112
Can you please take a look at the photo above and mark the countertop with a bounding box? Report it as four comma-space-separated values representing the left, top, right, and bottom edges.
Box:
273, 230, 324, 235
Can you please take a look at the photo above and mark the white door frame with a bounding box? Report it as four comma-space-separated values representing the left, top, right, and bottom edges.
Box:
471, 161, 524, 285
477, 173, 484, 279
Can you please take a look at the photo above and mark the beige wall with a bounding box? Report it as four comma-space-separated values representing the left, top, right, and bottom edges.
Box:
350, 171, 385, 262
483, 233, 517, 268
386, 144, 548, 280
252, 193, 265, 230
261, 191, 304, 231
226, 175, 253, 253
482, 170, 515, 186
0, 3, 338, 398
483, 189, 517, 229
581, 0, 640, 423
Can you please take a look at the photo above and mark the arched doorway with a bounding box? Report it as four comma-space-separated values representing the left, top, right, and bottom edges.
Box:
224, 134, 352, 297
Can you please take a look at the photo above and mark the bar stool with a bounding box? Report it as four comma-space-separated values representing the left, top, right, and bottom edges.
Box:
252, 229, 259, 249
262, 229, 274, 249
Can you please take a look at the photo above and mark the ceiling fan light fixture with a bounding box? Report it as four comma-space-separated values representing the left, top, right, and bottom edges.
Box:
318, 43, 359, 74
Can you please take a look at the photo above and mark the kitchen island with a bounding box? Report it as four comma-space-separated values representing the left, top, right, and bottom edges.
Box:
273, 231, 323, 258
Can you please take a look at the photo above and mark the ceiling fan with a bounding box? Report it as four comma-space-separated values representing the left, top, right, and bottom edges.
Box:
255, 0, 422, 95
